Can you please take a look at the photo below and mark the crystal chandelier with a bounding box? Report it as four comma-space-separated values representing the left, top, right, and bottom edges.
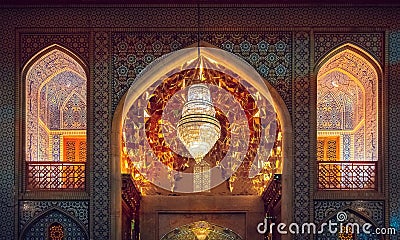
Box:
177, 83, 221, 164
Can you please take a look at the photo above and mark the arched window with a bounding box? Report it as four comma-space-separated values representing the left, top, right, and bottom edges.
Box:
24, 45, 87, 190
48, 222, 64, 240
316, 45, 380, 190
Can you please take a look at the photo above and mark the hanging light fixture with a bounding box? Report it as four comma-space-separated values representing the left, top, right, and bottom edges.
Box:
177, 83, 221, 164
174, 3, 222, 193
176, 3, 221, 165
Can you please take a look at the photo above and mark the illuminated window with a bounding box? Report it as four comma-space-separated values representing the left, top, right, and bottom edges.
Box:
317, 136, 340, 161
63, 137, 87, 162
317, 45, 380, 190
24, 45, 87, 190
48, 222, 64, 240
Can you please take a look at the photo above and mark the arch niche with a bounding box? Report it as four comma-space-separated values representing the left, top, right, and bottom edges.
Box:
21, 44, 88, 191
111, 46, 293, 240
315, 43, 382, 191
20, 208, 88, 240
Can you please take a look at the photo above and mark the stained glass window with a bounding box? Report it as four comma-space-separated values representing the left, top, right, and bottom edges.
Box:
25, 46, 87, 190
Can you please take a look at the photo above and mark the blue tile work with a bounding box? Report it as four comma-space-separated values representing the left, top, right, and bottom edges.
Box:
0, 9, 16, 239
0, 5, 398, 240
21, 209, 88, 240
293, 31, 312, 239
389, 31, 400, 239
19, 201, 89, 231
111, 32, 292, 114
314, 33, 384, 64
92, 31, 112, 239
314, 200, 384, 240
314, 200, 385, 227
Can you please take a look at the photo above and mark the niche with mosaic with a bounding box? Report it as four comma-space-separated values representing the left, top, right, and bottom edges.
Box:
25, 46, 87, 190
316, 46, 380, 190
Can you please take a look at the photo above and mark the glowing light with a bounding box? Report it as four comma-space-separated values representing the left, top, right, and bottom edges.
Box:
177, 84, 221, 164
191, 221, 211, 240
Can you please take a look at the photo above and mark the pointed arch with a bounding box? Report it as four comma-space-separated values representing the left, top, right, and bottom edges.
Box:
60, 90, 87, 130
315, 43, 382, 191
110, 44, 293, 239
319, 207, 381, 229
316, 207, 383, 240
23, 44, 88, 190
20, 208, 88, 240
315, 43, 382, 75
22, 44, 88, 77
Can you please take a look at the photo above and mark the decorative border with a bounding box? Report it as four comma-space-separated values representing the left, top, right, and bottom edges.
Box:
19, 200, 89, 230
0, 5, 399, 240
388, 31, 400, 238
314, 200, 385, 227
0, 9, 16, 238
92, 31, 111, 239
314, 32, 384, 64
21, 209, 88, 239
293, 31, 312, 239
111, 32, 292, 113
15, 32, 91, 238
20, 33, 90, 66
4, 6, 399, 30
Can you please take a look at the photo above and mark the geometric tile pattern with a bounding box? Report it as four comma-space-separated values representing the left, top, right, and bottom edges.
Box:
316, 211, 382, 240
5, 7, 400, 31
92, 31, 112, 239
198, 7, 399, 30
19, 200, 89, 231
317, 72, 363, 132
25, 50, 87, 162
3, 7, 400, 31
292, 31, 312, 239
314, 33, 384, 64
111, 32, 198, 110
20, 33, 89, 66
42, 71, 87, 130
204, 32, 292, 113
21, 209, 88, 240
314, 201, 384, 240
0, 11, 15, 239
317, 50, 379, 163
111, 32, 292, 114
314, 200, 385, 227
14, 33, 90, 238
1, 5, 400, 240
389, 31, 400, 238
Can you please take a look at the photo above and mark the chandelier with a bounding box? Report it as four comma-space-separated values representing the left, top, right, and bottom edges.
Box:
177, 83, 221, 164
